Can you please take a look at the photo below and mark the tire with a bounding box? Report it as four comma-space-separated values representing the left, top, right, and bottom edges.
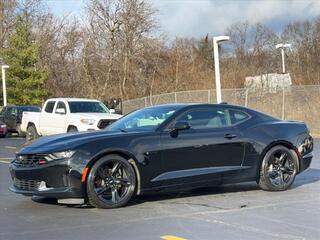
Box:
26, 125, 39, 142
86, 154, 136, 209
258, 145, 298, 191
68, 126, 78, 133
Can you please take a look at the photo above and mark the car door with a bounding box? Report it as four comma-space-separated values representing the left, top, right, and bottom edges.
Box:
8, 107, 18, 130
156, 106, 245, 187
52, 101, 68, 134
4, 107, 17, 131
39, 101, 56, 135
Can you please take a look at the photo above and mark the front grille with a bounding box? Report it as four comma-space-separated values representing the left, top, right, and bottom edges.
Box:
98, 119, 116, 129
13, 155, 46, 168
13, 178, 41, 191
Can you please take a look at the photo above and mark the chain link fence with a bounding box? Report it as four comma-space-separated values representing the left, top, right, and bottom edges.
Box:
123, 85, 320, 135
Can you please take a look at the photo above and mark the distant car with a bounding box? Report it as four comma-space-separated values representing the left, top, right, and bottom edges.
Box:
0, 121, 8, 137
21, 98, 122, 141
0, 105, 41, 136
9, 103, 313, 209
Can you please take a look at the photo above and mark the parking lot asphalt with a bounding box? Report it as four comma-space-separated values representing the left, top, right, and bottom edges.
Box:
0, 137, 319, 240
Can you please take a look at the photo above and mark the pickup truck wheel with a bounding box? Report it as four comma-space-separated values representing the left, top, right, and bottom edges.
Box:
26, 125, 39, 142
68, 126, 78, 133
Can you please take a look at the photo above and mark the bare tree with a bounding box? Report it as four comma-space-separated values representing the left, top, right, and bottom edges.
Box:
0, 0, 17, 54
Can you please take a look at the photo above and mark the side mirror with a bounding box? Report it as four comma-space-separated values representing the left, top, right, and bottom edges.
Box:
56, 108, 66, 114
172, 121, 190, 131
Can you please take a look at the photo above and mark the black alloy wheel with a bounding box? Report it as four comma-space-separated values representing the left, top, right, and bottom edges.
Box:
259, 145, 298, 191
86, 155, 136, 209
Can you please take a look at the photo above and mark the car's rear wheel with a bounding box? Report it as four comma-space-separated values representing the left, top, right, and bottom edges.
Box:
86, 155, 136, 209
259, 145, 298, 191
26, 125, 39, 142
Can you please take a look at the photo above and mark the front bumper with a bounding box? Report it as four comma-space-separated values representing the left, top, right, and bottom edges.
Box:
9, 159, 84, 199
77, 124, 99, 132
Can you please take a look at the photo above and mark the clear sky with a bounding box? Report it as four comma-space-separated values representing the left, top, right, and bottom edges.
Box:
45, 0, 320, 39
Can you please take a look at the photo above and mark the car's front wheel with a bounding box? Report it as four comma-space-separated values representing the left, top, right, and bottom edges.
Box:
259, 145, 298, 191
86, 155, 136, 209
67, 126, 78, 133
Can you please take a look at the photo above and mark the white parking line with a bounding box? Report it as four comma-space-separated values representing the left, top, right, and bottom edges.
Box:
5, 146, 17, 149
0, 160, 10, 164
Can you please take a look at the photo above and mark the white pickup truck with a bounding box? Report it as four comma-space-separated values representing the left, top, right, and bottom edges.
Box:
21, 98, 122, 141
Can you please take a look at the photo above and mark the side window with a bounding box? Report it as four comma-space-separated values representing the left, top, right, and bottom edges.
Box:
55, 102, 66, 112
5, 107, 12, 116
44, 101, 55, 113
229, 109, 250, 125
10, 107, 17, 115
3, 107, 10, 115
176, 108, 231, 129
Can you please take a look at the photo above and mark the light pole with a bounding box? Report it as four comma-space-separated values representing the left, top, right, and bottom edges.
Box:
276, 43, 291, 74
1, 65, 9, 106
213, 36, 230, 103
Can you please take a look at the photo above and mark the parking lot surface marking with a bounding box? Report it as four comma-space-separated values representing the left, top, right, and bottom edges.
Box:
0, 160, 10, 164
161, 235, 187, 240
5, 146, 17, 149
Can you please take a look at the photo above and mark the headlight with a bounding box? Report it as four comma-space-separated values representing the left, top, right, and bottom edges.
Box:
45, 150, 76, 161
80, 119, 96, 125
0, 124, 6, 128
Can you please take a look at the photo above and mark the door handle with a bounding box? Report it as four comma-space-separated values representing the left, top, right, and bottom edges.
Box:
224, 133, 237, 139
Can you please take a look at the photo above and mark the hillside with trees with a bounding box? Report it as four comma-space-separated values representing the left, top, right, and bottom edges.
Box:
1, 0, 320, 105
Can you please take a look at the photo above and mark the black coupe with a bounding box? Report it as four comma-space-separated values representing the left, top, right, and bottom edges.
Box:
9, 104, 313, 208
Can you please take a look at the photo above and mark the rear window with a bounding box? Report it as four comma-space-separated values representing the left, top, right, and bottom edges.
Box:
229, 109, 250, 125
45, 101, 56, 113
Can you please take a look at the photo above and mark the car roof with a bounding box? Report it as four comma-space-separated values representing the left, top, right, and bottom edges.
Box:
17, 105, 40, 108
145, 103, 246, 110
3, 105, 39, 108
46, 98, 101, 102
144, 103, 273, 119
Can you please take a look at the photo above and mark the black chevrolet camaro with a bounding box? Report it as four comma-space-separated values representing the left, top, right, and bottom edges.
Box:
9, 104, 313, 208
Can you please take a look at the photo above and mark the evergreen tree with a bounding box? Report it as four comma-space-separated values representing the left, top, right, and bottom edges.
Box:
2, 15, 48, 105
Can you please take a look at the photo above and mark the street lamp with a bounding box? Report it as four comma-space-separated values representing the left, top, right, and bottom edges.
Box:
1, 65, 9, 106
276, 43, 291, 74
213, 36, 230, 103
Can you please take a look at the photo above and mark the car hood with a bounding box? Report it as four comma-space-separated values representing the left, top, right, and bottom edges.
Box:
19, 130, 133, 154
71, 112, 122, 120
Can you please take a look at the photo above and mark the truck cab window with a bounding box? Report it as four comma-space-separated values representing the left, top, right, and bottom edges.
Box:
45, 101, 56, 113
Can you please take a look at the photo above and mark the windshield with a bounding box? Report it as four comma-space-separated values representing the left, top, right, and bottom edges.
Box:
68, 101, 110, 113
107, 105, 181, 132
